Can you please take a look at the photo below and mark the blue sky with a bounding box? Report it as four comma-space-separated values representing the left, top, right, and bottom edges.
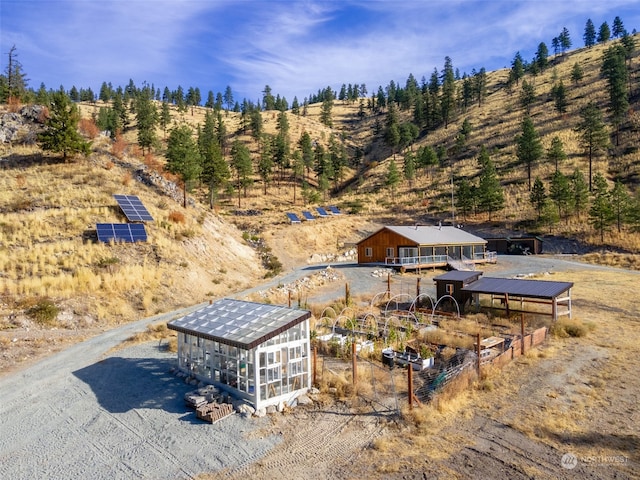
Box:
2, 0, 640, 104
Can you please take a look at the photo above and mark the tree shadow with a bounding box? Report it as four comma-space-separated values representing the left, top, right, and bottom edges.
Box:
0, 152, 68, 169
539, 426, 640, 464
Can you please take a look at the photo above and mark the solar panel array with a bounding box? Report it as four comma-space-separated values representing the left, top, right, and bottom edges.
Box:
96, 223, 148, 243
113, 194, 154, 222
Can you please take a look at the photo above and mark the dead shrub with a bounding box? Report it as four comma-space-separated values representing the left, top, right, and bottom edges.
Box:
143, 152, 162, 172
122, 171, 132, 186
16, 174, 26, 188
104, 160, 114, 170
130, 144, 142, 158
37, 106, 49, 123
78, 118, 99, 139
112, 133, 127, 159
7, 96, 21, 113
168, 211, 185, 223
550, 318, 594, 338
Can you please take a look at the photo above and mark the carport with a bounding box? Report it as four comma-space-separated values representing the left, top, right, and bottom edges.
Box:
461, 277, 573, 321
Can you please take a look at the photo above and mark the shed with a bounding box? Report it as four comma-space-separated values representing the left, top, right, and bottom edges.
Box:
462, 277, 573, 321
167, 298, 311, 410
433, 270, 483, 312
357, 225, 494, 270
485, 236, 543, 255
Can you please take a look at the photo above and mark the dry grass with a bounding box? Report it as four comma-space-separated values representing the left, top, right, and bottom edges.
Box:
117, 322, 177, 351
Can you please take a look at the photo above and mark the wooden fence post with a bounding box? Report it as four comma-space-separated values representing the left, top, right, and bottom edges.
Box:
408, 364, 414, 410
313, 346, 317, 387
521, 313, 525, 356
476, 333, 481, 378
351, 341, 357, 388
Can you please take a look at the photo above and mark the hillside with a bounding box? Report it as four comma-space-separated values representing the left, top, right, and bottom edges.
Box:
1, 34, 640, 371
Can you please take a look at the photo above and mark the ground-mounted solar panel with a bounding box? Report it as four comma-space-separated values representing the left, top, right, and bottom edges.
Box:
286, 212, 302, 224
113, 194, 154, 222
96, 223, 148, 243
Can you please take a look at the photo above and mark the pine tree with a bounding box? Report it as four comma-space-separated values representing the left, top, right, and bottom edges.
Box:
199, 111, 229, 208
135, 94, 158, 155
297, 131, 314, 179
258, 134, 275, 195
547, 136, 567, 172
38, 90, 91, 161
570, 62, 584, 84
529, 176, 547, 220
589, 173, 614, 243
385, 159, 401, 201
477, 147, 504, 220
551, 81, 567, 114
559, 27, 572, 54
597, 22, 611, 44
159, 101, 171, 139
584, 19, 596, 47
165, 123, 202, 208
575, 102, 609, 191
3, 45, 28, 102
510, 52, 525, 86
535, 42, 549, 71
223, 85, 234, 112
519, 80, 536, 113
601, 44, 629, 145
403, 150, 416, 188
455, 178, 476, 220
440, 56, 456, 127
610, 180, 630, 232
612, 16, 625, 38
549, 170, 571, 220
516, 116, 543, 190
230, 140, 253, 207
571, 169, 589, 219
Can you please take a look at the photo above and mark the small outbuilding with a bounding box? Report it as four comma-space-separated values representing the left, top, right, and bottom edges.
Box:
433, 270, 483, 313
485, 236, 543, 255
356, 225, 495, 270
167, 298, 312, 411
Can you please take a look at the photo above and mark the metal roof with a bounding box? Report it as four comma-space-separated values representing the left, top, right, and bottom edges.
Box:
167, 298, 311, 350
361, 225, 487, 246
434, 271, 483, 282
461, 277, 573, 299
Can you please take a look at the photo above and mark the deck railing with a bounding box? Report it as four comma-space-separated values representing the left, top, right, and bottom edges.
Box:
385, 254, 448, 266
385, 251, 498, 267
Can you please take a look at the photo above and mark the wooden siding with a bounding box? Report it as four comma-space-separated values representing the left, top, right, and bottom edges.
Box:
357, 228, 418, 264
357, 227, 487, 265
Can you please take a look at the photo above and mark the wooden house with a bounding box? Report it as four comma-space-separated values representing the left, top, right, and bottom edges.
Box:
356, 225, 495, 271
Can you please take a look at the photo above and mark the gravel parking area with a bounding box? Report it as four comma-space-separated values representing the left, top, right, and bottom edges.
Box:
0, 340, 281, 480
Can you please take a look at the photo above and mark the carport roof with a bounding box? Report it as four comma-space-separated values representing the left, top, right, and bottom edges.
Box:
461, 277, 573, 299
167, 298, 311, 350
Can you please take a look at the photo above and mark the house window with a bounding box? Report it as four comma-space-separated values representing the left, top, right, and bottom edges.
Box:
446, 283, 454, 295
365, 247, 372, 257
386, 247, 394, 258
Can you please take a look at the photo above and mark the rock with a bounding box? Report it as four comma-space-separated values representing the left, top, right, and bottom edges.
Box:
308, 387, 320, 395
296, 394, 313, 405
236, 404, 255, 416
254, 407, 267, 418
266, 405, 277, 415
